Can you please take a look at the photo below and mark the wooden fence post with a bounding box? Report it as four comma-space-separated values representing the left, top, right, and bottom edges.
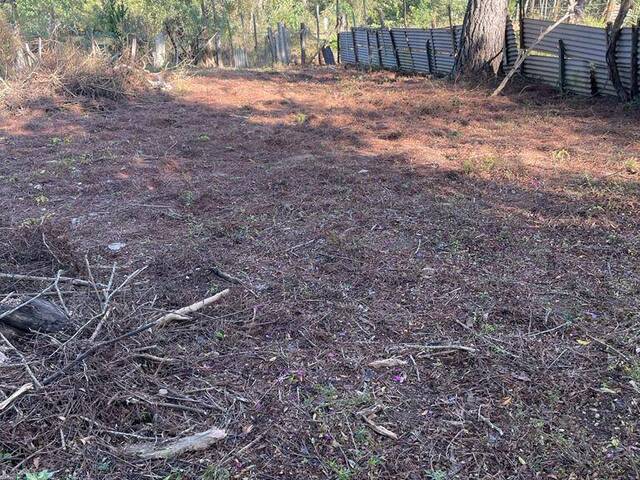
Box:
351, 27, 359, 66
519, 1, 526, 76
316, 5, 322, 65
590, 64, 599, 96
130, 37, 137, 60
519, 0, 525, 49
430, 28, 438, 74
558, 39, 566, 93
389, 29, 401, 71
426, 39, 433, 74
366, 29, 372, 69
336, 0, 341, 64
267, 27, 276, 64
631, 22, 638, 99
375, 29, 383, 68
403, 29, 415, 72
300, 23, 307, 64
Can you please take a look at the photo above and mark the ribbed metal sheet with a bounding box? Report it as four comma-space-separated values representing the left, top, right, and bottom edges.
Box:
340, 20, 638, 100
505, 19, 519, 68
523, 18, 606, 63
339, 32, 355, 64
390, 29, 415, 72
368, 30, 382, 67
521, 18, 639, 97
379, 29, 398, 70
354, 29, 370, 65
405, 29, 431, 74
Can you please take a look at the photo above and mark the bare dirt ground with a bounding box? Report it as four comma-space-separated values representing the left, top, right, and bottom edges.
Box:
0, 67, 639, 480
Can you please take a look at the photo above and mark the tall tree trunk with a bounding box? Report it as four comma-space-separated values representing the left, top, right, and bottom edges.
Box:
453, 0, 509, 76
606, 0, 633, 100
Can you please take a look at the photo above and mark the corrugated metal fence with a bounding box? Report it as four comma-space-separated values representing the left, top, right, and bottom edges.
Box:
522, 18, 638, 97
339, 18, 640, 98
339, 21, 518, 77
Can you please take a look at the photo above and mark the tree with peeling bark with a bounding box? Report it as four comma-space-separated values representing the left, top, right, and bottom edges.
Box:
606, 0, 634, 101
453, 0, 509, 77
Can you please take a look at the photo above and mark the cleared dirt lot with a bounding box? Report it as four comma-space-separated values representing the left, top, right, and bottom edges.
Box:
1, 67, 639, 479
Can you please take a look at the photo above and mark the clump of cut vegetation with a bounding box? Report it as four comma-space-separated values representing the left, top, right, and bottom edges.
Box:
1, 41, 147, 109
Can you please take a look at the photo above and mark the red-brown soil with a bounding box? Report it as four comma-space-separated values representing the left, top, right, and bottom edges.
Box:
0, 67, 639, 479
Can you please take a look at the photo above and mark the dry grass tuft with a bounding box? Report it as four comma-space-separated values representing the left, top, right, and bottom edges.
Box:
1, 41, 147, 108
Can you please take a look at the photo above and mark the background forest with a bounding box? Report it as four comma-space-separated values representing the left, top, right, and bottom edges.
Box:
2, 0, 639, 46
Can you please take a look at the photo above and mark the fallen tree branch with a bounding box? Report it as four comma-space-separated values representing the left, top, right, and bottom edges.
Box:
0, 272, 106, 289
156, 289, 230, 327
357, 405, 398, 440
0, 289, 231, 412
0, 383, 32, 411
123, 427, 227, 459
391, 343, 477, 354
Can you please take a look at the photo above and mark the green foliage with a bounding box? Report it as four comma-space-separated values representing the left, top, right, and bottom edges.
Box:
101, 0, 128, 42
23, 471, 54, 480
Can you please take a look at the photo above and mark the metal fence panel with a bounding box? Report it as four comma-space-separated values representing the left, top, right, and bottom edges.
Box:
339, 18, 638, 100
390, 29, 415, 72
339, 32, 355, 64
379, 29, 398, 70
354, 28, 370, 65
405, 29, 431, 74
505, 19, 519, 68
368, 30, 382, 67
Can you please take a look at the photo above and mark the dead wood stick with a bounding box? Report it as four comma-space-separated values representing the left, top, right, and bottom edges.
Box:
361, 415, 399, 440
155, 289, 230, 327
0, 289, 231, 411
123, 427, 227, 459
491, 9, 573, 97
0, 383, 33, 411
0, 272, 106, 289
393, 343, 477, 353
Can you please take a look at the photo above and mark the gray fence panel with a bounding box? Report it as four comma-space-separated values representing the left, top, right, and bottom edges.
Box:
406, 29, 432, 74
522, 54, 559, 85
379, 29, 398, 70
523, 18, 607, 63
368, 30, 382, 67
391, 29, 415, 71
354, 29, 370, 65
522, 17, 639, 97
339, 32, 355, 64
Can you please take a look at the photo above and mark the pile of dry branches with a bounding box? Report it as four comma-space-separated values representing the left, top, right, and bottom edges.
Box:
1, 39, 148, 108
0, 225, 234, 476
